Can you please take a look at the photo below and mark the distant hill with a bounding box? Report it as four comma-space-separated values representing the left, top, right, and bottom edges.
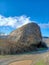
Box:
43, 37, 49, 39
0, 35, 8, 39
42, 37, 49, 47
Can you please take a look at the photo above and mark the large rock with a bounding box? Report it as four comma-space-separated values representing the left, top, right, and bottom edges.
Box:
8, 22, 42, 47
0, 23, 47, 54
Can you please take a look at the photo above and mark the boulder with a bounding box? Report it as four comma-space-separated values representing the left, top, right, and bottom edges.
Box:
8, 22, 42, 47
0, 23, 47, 54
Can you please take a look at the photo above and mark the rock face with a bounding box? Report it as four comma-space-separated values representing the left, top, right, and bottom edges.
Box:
0, 23, 48, 54
8, 23, 42, 48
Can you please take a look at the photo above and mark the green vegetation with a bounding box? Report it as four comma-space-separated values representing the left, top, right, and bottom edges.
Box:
39, 48, 47, 51
0, 55, 10, 59
34, 59, 45, 65
0, 55, 16, 59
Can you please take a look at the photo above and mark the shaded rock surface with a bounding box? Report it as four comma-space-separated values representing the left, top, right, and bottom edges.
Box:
0, 23, 47, 54
7, 23, 42, 53
8, 22, 42, 45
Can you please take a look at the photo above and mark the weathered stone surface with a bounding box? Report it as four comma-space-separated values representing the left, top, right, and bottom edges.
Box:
8, 22, 42, 47
0, 23, 48, 54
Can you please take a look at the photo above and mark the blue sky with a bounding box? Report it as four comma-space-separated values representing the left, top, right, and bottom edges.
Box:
0, 0, 49, 37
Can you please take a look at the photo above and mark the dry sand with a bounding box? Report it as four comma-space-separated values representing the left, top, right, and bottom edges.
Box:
9, 60, 32, 65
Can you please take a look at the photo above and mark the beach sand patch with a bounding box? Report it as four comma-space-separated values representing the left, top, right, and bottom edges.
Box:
9, 60, 32, 65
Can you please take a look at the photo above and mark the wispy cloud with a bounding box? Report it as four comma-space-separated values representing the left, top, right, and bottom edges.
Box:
38, 22, 49, 28
0, 15, 32, 28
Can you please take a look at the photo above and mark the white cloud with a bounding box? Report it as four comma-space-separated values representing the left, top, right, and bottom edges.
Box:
0, 15, 32, 28
38, 22, 49, 28
0, 14, 49, 29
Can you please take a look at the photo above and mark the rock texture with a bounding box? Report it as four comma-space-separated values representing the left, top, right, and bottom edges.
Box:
0, 23, 47, 54
9, 23, 42, 43
8, 23, 42, 48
